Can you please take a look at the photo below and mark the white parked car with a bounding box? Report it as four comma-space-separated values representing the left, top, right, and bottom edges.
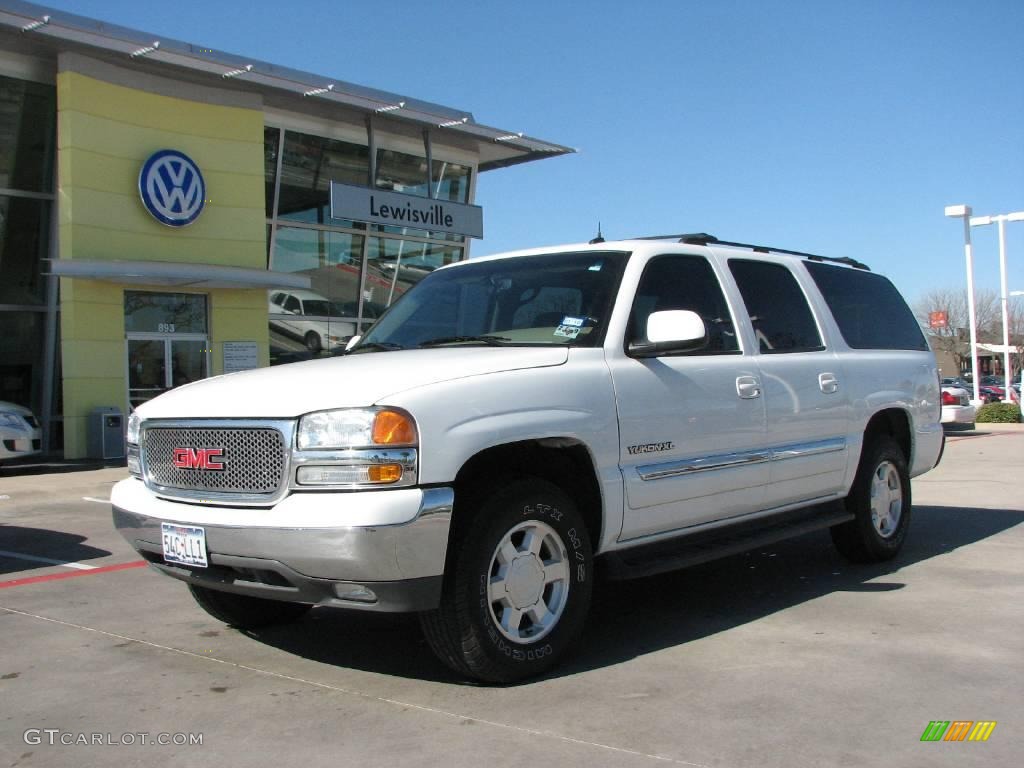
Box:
0, 401, 42, 463
117, 234, 944, 682
268, 289, 357, 354
940, 385, 975, 428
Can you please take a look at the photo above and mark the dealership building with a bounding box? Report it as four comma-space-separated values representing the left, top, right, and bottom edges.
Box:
0, 1, 571, 458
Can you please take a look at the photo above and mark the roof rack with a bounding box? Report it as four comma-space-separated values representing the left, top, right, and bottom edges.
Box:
632, 232, 870, 271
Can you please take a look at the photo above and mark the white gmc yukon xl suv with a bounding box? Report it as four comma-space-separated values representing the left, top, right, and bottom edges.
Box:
113, 234, 944, 682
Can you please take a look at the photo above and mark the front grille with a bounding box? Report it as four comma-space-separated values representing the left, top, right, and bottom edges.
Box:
144, 427, 286, 495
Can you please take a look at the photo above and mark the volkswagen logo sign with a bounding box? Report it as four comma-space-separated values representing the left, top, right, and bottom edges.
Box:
138, 149, 206, 227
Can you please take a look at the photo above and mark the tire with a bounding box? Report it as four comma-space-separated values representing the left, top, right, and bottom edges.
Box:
831, 435, 911, 562
420, 478, 593, 683
304, 331, 322, 354
188, 585, 311, 629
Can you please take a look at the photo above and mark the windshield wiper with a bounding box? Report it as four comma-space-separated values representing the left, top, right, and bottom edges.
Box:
349, 341, 404, 354
418, 335, 511, 348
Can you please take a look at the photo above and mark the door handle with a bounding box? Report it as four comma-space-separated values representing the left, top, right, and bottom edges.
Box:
819, 372, 839, 394
736, 375, 762, 399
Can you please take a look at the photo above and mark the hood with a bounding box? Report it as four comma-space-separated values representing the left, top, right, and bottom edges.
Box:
0, 401, 34, 417
136, 347, 569, 419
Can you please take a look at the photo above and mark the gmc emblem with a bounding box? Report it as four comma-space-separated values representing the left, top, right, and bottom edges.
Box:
172, 447, 226, 471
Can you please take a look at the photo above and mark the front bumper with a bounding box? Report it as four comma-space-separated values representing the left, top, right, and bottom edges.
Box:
111, 478, 453, 612
0, 427, 41, 459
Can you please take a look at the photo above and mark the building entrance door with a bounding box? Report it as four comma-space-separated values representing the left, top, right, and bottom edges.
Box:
124, 291, 210, 412
127, 334, 209, 411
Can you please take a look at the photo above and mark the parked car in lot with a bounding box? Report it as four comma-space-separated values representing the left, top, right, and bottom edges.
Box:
116, 234, 944, 682
977, 385, 1004, 403
0, 401, 42, 464
940, 385, 975, 428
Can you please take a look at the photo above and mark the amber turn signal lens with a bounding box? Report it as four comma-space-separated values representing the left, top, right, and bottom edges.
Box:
367, 464, 403, 484
371, 410, 416, 445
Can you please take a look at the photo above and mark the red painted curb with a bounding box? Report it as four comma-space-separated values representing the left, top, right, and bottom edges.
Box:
0, 560, 147, 589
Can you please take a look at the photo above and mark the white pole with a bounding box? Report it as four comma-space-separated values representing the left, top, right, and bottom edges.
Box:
963, 216, 982, 404
997, 217, 1012, 402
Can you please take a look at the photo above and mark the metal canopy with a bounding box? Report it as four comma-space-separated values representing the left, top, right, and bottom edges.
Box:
0, 0, 574, 171
47, 259, 311, 290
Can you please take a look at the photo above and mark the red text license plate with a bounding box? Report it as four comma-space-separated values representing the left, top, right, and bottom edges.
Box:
161, 523, 208, 568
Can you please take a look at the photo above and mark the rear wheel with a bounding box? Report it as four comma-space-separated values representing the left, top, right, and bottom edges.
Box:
831, 436, 911, 562
188, 585, 311, 629
420, 478, 592, 683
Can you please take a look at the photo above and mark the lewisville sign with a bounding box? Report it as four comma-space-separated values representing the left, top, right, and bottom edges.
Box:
329, 182, 483, 239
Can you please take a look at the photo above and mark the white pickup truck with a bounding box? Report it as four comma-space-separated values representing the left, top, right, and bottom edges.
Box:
113, 234, 944, 682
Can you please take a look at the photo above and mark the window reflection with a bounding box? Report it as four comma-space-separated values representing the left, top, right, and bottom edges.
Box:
263, 126, 279, 218
278, 131, 368, 224
266, 127, 468, 364
0, 196, 50, 305
0, 75, 56, 194
363, 237, 460, 311
268, 228, 365, 361
124, 292, 207, 334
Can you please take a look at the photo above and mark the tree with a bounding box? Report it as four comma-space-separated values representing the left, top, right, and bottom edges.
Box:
913, 287, 1000, 375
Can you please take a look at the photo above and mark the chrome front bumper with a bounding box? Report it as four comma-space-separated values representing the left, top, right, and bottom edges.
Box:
112, 478, 453, 612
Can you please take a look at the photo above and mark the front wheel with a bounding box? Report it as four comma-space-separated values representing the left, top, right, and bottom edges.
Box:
831, 436, 911, 562
188, 585, 311, 629
420, 478, 592, 683
304, 331, 322, 355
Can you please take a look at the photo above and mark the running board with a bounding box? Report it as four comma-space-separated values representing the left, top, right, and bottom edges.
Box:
601, 502, 853, 581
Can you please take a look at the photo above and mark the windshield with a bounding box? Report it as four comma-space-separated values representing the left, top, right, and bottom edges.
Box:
353, 251, 628, 351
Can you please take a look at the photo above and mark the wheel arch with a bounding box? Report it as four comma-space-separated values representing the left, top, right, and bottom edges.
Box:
862, 407, 912, 464
450, 438, 604, 556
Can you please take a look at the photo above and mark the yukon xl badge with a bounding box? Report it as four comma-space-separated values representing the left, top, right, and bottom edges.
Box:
627, 442, 675, 455
172, 447, 225, 471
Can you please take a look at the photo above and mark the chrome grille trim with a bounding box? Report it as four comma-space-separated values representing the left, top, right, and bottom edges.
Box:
140, 419, 295, 506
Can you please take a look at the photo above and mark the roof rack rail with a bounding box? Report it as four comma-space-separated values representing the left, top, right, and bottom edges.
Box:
634, 232, 718, 244
633, 232, 871, 270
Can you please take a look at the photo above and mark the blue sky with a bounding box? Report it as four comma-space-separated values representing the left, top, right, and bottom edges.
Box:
46, 0, 1023, 304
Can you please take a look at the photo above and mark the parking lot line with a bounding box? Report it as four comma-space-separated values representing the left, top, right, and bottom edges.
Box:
0, 604, 710, 767
0, 549, 97, 570
0, 560, 146, 589
82, 496, 110, 504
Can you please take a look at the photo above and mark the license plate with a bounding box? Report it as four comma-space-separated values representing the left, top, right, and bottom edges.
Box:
161, 523, 208, 568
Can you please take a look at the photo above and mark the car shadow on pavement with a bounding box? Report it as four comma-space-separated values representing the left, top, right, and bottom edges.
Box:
243, 504, 1022, 685
0, 525, 113, 575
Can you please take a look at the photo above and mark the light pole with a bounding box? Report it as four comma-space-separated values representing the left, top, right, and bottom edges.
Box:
944, 205, 981, 404
969, 210, 1024, 402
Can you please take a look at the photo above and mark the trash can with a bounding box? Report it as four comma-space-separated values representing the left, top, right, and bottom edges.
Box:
87, 407, 125, 460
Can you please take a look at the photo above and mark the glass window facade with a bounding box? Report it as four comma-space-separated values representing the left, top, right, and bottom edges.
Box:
265, 126, 471, 364
0, 311, 45, 414
0, 73, 56, 427
276, 130, 368, 224
0, 75, 56, 193
0, 195, 51, 305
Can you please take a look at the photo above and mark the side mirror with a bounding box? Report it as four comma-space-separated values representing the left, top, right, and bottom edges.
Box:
628, 310, 707, 358
344, 335, 362, 353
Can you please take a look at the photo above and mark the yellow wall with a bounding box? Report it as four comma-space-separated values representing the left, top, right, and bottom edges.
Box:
58, 69, 268, 457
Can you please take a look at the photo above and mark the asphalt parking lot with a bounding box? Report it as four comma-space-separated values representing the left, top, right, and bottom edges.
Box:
1, 426, 1021, 768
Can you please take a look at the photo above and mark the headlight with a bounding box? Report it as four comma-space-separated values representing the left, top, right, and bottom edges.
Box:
297, 408, 416, 450
126, 412, 141, 445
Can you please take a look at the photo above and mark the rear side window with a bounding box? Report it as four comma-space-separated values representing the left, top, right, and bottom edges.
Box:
728, 260, 824, 353
804, 262, 928, 351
